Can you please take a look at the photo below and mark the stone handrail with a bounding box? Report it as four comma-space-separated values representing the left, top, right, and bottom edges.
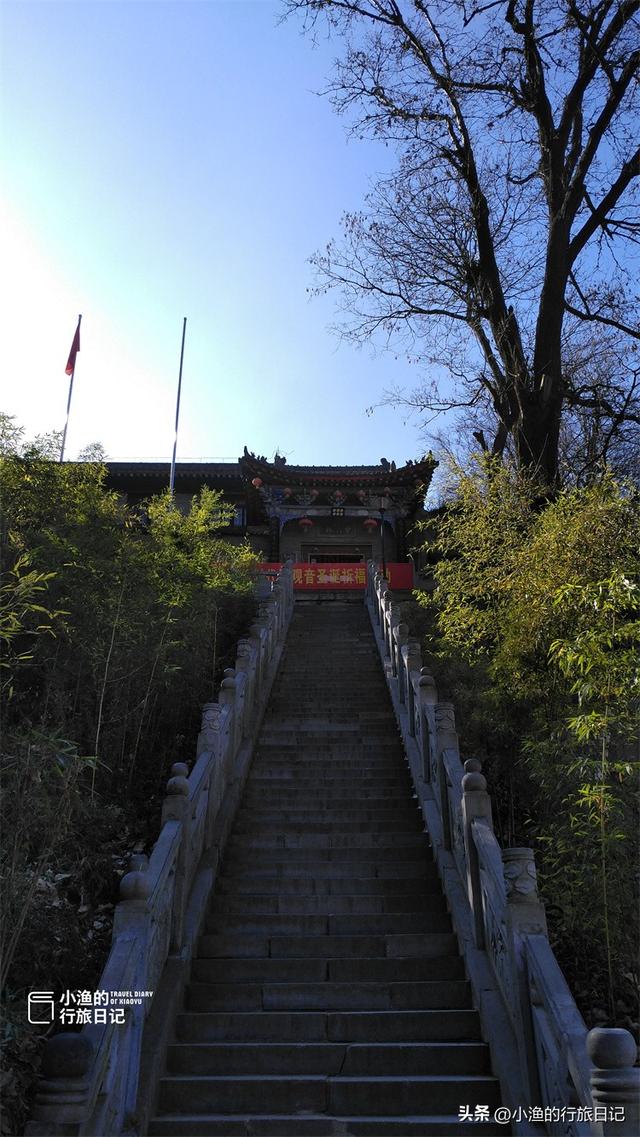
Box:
365, 562, 639, 1137
26, 563, 294, 1137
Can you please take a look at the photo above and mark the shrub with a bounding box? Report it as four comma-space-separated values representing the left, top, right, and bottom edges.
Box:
418, 459, 639, 1030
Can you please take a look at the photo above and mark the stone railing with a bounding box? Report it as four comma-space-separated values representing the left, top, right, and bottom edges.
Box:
26, 563, 294, 1137
365, 562, 639, 1137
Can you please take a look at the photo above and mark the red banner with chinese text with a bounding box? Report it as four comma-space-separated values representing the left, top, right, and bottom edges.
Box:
256, 563, 414, 590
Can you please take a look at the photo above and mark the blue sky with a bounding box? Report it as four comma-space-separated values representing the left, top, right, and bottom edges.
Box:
1, 0, 430, 466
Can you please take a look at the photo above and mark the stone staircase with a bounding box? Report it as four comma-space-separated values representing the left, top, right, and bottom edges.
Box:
148, 602, 503, 1136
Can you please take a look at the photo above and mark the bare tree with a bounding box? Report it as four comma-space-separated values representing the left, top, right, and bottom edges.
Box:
286, 0, 640, 486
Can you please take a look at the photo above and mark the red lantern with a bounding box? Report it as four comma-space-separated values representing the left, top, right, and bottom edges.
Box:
251, 477, 263, 488
363, 517, 378, 530
299, 517, 313, 529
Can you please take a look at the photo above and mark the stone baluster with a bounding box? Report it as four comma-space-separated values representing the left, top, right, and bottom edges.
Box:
161, 763, 190, 950
248, 621, 265, 695
379, 581, 389, 641
202, 706, 227, 835
234, 669, 248, 741
435, 702, 459, 848
587, 1028, 640, 1136
393, 621, 409, 692
114, 852, 152, 1130
235, 640, 254, 728
220, 673, 238, 760
269, 584, 280, 638
197, 702, 222, 758
503, 846, 548, 1107
461, 758, 493, 946
26, 1032, 94, 1135
366, 562, 374, 605
405, 639, 422, 737
382, 590, 393, 658
417, 670, 437, 781
370, 566, 382, 622
257, 602, 271, 659
388, 603, 402, 677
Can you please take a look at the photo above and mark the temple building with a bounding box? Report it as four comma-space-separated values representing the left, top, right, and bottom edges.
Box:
105, 447, 437, 576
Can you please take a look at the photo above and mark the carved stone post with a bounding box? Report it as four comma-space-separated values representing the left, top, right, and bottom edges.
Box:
371, 568, 382, 623
405, 640, 422, 737
417, 670, 437, 781
366, 562, 375, 605
220, 674, 238, 760
503, 846, 547, 1107
587, 1028, 640, 1136
161, 764, 190, 950
114, 854, 152, 1133
435, 702, 459, 848
26, 1032, 93, 1135
388, 602, 402, 677
461, 759, 493, 946
393, 622, 409, 699
381, 588, 392, 658
249, 621, 265, 696
235, 641, 255, 731
197, 702, 218, 758
233, 670, 248, 741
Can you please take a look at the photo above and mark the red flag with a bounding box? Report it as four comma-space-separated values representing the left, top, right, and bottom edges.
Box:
65, 320, 81, 376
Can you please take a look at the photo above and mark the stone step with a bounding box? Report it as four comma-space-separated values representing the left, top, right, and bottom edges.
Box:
258, 722, 399, 732
204, 912, 453, 937
175, 1007, 482, 1043
219, 861, 434, 881
254, 742, 404, 753
232, 807, 420, 824
247, 773, 410, 787
149, 605, 504, 1136
249, 759, 407, 772
230, 819, 423, 836
256, 740, 403, 750
166, 1040, 489, 1076
192, 955, 464, 985
223, 846, 429, 865
185, 979, 471, 1013
241, 789, 414, 805
208, 893, 444, 916
157, 1073, 499, 1116
148, 1113, 504, 1136
247, 766, 410, 779
216, 875, 439, 896
225, 832, 426, 852
198, 931, 459, 959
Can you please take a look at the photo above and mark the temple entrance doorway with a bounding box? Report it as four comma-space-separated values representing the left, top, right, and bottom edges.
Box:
302, 545, 372, 564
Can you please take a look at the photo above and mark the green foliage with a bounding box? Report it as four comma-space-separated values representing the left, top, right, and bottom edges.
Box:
549, 573, 640, 746
0, 556, 61, 698
419, 458, 639, 1028
0, 425, 259, 1132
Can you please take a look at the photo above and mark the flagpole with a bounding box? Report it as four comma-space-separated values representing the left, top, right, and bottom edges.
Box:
60, 314, 82, 463
169, 317, 187, 496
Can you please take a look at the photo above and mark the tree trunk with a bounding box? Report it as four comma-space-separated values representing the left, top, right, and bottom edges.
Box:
515, 383, 564, 487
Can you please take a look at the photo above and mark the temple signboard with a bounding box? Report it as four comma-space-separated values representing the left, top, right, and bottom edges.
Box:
257, 563, 413, 590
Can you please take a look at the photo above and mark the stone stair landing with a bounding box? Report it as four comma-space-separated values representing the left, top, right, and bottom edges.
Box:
148, 603, 504, 1136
